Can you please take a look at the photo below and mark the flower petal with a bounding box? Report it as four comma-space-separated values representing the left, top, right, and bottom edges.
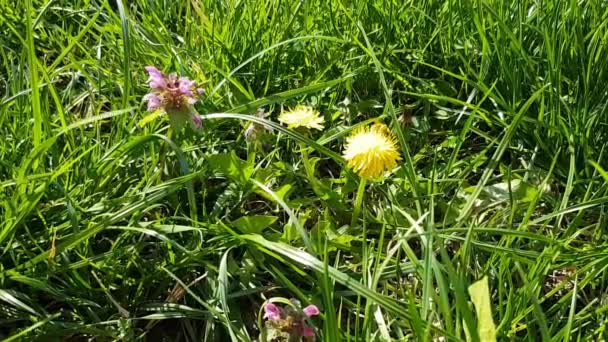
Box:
302, 325, 315, 337
342, 123, 401, 178
303, 305, 320, 317
178, 77, 195, 97
191, 114, 202, 128
263, 303, 281, 321
145, 66, 166, 89
143, 93, 161, 111
278, 106, 324, 130
144, 66, 163, 78
149, 80, 165, 89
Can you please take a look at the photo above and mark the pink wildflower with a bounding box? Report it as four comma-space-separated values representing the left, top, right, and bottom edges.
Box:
303, 305, 319, 317
263, 303, 281, 321
143, 66, 204, 129
143, 93, 161, 111
263, 300, 319, 340
302, 325, 315, 337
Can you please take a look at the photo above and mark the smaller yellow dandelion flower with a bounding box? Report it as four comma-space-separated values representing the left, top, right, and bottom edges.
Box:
278, 105, 324, 130
343, 123, 401, 178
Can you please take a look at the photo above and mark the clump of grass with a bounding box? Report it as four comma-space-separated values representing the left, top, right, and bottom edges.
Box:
2, 0, 608, 341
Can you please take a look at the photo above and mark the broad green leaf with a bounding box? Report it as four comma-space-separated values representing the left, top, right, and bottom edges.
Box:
232, 215, 278, 234
281, 211, 310, 243
208, 151, 254, 185
463, 179, 539, 203
255, 184, 292, 203
468, 277, 497, 342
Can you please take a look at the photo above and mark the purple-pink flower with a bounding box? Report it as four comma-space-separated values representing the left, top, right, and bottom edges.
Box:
302, 325, 315, 337
262, 301, 319, 340
263, 303, 281, 321
143, 66, 204, 129
303, 305, 320, 317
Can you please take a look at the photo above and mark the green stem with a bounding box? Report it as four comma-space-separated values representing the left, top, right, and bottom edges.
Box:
351, 177, 367, 227
246, 141, 257, 165
300, 142, 314, 178
300, 142, 323, 196
353, 178, 367, 340
159, 127, 173, 181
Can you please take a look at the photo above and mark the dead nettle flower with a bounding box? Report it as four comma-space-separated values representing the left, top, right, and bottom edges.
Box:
143, 66, 204, 129
263, 300, 320, 341
244, 108, 273, 142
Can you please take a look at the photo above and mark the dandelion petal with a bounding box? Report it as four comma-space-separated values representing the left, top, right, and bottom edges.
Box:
343, 123, 401, 178
278, 106, 324, 130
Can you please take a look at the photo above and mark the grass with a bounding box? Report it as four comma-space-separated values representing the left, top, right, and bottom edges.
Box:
2, 0, 608, 340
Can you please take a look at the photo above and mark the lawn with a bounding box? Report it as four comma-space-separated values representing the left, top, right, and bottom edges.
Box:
2, 0, 608, 341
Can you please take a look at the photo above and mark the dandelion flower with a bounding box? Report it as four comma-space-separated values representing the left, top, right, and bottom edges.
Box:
142, 66, 204, 129
278, 105, 324, 130
343, 123, 401, 178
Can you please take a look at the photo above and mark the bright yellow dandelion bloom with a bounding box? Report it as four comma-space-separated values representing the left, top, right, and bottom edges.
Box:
278, 105, 324, 130
343, 123, 401, 178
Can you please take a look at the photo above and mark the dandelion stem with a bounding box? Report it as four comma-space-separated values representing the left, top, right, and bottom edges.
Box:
351, 177, 367, 227
247, 140, 257, 164
300, 142, 323, 197
300, 143, 313, 177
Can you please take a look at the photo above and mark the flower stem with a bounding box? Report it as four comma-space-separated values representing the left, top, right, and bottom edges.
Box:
300, 142, 322, 196
300, 143, 312, 176
351, 177, 367, 227
159, 127, 173, 180
352, 177, 368, 339
246, 140, 257, 165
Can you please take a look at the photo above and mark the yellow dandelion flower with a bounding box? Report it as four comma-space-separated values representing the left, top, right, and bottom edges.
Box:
278, 105, 324, 130
343, 123, 401, 178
